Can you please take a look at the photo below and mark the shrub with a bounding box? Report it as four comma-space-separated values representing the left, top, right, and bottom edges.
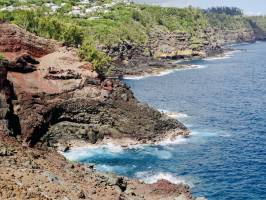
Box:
78, 39, 111, 74
0, 53, 6, 67
0, 53, 4, 61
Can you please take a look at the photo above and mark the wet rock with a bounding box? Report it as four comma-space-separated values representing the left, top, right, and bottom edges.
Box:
104, 174, 127, 192
57, 144, 70, 152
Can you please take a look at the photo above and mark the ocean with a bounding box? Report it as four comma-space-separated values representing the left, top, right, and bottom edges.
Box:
64, 42, 266, 200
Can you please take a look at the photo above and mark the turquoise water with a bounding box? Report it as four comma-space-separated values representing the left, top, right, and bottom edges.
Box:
64, 42, 266, 199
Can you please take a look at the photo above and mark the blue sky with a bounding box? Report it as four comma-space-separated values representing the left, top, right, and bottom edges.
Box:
133, 0, 266, 15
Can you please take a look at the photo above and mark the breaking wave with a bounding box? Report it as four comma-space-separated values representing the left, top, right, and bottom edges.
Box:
159, 109, 189, 119
135, 171, 194, 187
123, 65, 207, 80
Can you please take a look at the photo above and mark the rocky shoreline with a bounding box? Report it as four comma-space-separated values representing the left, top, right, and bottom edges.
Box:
1, 20, 265, 199
105, 22, 266, 77
0, 22, 197, 200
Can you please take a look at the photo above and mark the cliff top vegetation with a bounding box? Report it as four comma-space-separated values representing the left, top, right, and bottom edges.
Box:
0, 1, 265, 73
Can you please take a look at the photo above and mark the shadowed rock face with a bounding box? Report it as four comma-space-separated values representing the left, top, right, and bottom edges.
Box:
12, 77, 188, 147
0, 64, 20, 136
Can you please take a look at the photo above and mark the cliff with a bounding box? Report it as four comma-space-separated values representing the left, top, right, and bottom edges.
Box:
0, 22, 188, 147
0, 22, 194, 199
1, 4, 266, 76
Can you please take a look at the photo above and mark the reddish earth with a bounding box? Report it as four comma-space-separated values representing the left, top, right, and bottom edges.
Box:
0, 22, 60, 58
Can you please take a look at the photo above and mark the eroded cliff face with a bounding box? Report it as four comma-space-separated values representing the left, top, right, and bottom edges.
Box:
104, 26, 223, 74
105, 23, 266, 75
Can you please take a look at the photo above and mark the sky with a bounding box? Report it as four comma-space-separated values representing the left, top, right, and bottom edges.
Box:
133, 0, 266, 15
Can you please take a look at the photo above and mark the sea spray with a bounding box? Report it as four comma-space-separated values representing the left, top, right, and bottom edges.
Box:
159, 109, 189, 119
135, 171, 195, 188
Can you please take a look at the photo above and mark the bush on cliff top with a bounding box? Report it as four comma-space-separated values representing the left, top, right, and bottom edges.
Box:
206, 12, 251, 30
248, 16, 266, 32
79, 39, 111, 73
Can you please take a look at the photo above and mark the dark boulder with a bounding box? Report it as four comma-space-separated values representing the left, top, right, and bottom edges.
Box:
7, 54, 38, 73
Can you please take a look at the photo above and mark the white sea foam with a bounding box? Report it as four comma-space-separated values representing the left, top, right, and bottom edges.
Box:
96, 164, 130, 174
135, 171, 194, 187
190, 64, 207, 69
204, 50, 241, 61
62, 147, 96, 161
227, 42, 251, 47
157, 135, 189, 146
123, 65, 206, 80
190, 130, 217, 137
142, 147, 173, 160
62, 143, 125, 161
197, 129, 231, 137
190, 129, 230, 138
159, 109, 189, 119
203, 56, 231, 61
123, 69, 175, 80
102, 143, 124, 153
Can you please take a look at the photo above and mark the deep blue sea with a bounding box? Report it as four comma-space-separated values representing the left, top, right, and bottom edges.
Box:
64, 42, 266, 200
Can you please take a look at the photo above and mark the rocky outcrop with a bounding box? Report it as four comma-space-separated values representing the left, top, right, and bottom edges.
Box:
0, 22, 189, 148
247, 19, 266, 40
6, 54, 39, 73
12, 76, 188, 147
147, 26, 223, 59
215, 28, 256, 44
0, 61, 20, 136
104, 20, 266, 76
104, 25, 223, 75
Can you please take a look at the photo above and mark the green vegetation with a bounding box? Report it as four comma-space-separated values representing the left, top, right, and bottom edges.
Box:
248, 16, 266, 32
206, 12, 251, 30
0, 3, 210, 73
134, 6, 208, 33
0, 9, 111, 72
0, 2, 209, 45
0, 1, 266, 73
0, 53, 5, 67
204, 7, 243, 16
79, 39, 111, 73
204, 7, 250, 30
